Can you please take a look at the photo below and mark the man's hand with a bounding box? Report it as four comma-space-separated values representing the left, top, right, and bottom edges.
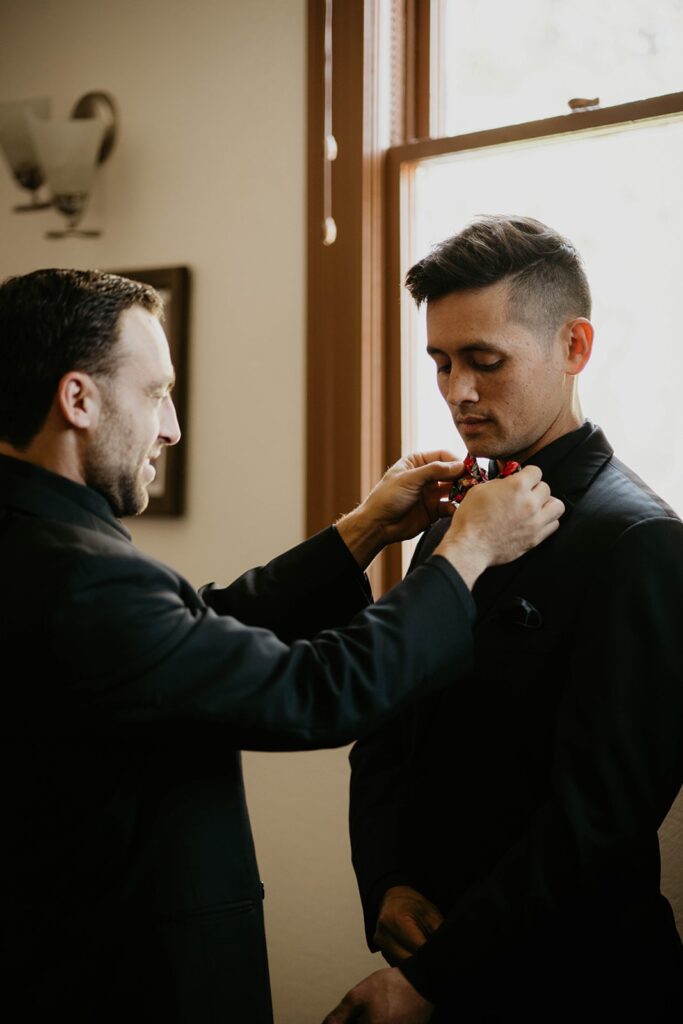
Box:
374, 886, 444, 965
337, 451, 463, 569
322, 967, 434, 1024
435, 464, 564, 588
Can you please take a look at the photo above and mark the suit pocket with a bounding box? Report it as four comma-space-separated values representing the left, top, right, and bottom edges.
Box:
473, 618, 566, 713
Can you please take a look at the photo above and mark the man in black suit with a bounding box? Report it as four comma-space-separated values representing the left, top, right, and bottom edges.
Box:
0, 268, 562, 1023
332, 216, 683, 1023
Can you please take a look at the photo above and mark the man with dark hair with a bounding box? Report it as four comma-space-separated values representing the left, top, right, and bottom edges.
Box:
328, 216, 683, 1022
0, 267, 562, 1023
0, 269, 162, 451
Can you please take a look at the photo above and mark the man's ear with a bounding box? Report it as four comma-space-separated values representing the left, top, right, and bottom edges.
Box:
562, 318, 593, 377
56, 371, 103, 430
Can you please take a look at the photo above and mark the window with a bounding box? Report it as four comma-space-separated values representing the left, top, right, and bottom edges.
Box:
434, 0, 683, 135
307, 0, 683, 588
404, 118, 683, 510
394, 2, 683, 572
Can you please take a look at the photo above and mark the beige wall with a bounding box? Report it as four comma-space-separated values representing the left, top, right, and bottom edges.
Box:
0, 1, 378, 1020
1, 3, 680, 1019
661, 794, 683, 926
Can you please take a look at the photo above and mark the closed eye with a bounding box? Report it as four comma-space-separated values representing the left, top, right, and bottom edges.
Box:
151, 383, 175, 402
470, 357, 502, 372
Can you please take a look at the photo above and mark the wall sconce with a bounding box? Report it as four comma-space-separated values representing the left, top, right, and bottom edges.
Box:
0, 91, 118, 238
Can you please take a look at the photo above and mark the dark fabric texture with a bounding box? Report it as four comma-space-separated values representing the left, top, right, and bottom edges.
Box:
349, 423, 683, 1017
0, 453, 476, 1023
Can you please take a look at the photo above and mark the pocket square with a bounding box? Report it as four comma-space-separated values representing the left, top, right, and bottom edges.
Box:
494, 596, 542, 629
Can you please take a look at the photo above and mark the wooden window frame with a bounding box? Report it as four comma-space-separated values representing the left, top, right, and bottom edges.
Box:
307, 0, 683, 591
384, 89, 683, 584
306, 0, 394, 593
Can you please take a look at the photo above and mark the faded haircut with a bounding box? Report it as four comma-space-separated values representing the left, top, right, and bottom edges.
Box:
405, 215, 591, 338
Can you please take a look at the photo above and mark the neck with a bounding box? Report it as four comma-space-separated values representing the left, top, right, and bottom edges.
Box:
0, 430, 86, 486
505, 394, 583, 466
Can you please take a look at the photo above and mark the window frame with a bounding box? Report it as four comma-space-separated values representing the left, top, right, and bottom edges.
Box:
306, 0, 683, 591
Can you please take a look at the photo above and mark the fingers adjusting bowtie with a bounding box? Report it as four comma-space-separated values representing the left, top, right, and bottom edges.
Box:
449, 453, 521, 505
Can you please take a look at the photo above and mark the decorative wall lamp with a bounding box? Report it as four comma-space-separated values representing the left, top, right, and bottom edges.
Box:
0, 91, 118, 238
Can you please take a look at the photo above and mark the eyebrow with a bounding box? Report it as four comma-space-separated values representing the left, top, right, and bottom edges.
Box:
150, 375, 176, 393
426, 341, 503, 355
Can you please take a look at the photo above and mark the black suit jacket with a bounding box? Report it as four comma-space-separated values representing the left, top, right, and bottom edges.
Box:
0, 454, 476, 1023
349, 423, 683, 1019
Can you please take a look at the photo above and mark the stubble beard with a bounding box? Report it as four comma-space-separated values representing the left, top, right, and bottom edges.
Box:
84, 394, 149, 518
84, 438, 149, 518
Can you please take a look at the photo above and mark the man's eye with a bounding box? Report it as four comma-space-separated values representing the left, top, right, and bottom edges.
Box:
435, 363, 451, 375
471, 358, 502, 372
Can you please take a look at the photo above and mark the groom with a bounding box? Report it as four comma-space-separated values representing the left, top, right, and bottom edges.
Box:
334, 215, 683, 1023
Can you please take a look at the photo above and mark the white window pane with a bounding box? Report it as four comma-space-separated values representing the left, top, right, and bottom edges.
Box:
402, 117, 683, 568
437, 0, 683, 136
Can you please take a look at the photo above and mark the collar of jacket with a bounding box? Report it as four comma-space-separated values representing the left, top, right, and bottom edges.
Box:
0, 453, 131, 542
512, 420, 613, 512
468, 421, 614, 615
412, 421, 615, 564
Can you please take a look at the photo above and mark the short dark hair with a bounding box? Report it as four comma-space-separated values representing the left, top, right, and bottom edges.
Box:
405, 215, 591, 336
0, 268, 163, 447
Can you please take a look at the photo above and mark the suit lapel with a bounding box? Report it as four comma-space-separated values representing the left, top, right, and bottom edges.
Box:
412, 425, 614, 621
473, 424, 613, 619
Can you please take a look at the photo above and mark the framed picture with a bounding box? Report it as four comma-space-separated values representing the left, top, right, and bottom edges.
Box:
111, 265, 191, 515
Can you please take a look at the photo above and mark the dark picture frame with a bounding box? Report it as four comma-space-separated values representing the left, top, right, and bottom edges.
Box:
111, 265, 191, 515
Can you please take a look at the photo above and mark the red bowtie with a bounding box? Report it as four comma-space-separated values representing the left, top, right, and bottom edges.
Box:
449, 453, 521, 504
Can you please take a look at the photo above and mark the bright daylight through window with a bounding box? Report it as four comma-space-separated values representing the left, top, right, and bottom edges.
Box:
400, 2, 683, 575
434, 0, 683, 135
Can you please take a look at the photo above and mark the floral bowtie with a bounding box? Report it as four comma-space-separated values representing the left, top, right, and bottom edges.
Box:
449, 453, 521, 505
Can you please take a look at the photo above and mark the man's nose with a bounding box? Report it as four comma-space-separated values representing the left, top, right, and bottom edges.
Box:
160, 396, 182, 446
446, 370, 479, 406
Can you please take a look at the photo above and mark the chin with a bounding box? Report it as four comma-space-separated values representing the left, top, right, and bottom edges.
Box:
133, 485, 150, 515
117, 482, 150, 518
460, 440, 499, 459
455, 425, 499, 458
466, 432, 520, 461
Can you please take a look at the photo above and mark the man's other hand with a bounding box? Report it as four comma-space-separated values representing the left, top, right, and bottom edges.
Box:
434, 464, 565, 588
322, 967, 434, 1024
337, 451, 463, 569
374, 886, 444, 965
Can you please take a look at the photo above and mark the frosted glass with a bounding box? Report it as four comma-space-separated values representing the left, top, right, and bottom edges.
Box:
27, 113, 105, 196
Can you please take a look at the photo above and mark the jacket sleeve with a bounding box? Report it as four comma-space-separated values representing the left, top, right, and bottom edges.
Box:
349, 712, 420, 947
199, 526, 373, 641
348, 527, 446, 944
399, 517, 683, 1002
50, 542, 476, 752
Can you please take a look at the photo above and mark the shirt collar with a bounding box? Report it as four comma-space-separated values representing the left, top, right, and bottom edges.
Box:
0, 453, 131, 541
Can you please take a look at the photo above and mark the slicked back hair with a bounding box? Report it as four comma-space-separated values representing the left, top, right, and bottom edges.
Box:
0, 268, 163, 448
405, 215, 591, 339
